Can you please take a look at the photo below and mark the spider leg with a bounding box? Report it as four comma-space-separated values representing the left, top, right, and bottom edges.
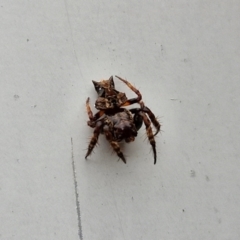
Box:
139, 111, 157, 164
86, 97, 94, 121
92, 110, 105, 121
129, 108, 143, 131
140, 102, 161, 136
115, 75, 142, 106
85, 121, 102, 159
103, 125, 127, 164
86, 97, 104, 127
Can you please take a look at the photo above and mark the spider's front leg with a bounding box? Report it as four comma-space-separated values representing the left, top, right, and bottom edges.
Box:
86, 97, 104, 128
103, 125, 127, 164
115, 75, 142, 106
86, 97, 94, 121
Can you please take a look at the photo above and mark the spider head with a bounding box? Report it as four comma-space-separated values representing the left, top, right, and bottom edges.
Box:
92, 76, 115, 97
92, 76, 129, 110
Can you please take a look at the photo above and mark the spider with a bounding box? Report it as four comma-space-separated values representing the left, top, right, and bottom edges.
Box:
85, 76, 161, 164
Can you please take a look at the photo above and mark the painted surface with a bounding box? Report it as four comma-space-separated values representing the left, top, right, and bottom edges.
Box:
1, 1, 240, 239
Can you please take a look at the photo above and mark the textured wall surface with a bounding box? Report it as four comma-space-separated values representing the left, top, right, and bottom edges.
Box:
1, 0, 240, 239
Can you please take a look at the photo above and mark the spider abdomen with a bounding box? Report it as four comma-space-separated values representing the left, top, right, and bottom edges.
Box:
106, 110, 137, 142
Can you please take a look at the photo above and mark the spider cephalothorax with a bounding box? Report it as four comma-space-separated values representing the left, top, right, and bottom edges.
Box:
85, 76, 161, 164
92, 76, 128, 110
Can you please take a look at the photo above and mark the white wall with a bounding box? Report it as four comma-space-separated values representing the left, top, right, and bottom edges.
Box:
1, 0, 240, 239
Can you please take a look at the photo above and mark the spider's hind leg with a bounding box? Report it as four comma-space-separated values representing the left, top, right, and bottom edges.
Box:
140, 101, 161, 136
129, 108, 143, 131
85, 121, 102, 159
139, 111, 157, 164
103, 125, 127, 164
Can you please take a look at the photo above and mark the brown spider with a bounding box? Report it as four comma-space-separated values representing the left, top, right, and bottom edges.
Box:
85, 76, 161, 164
